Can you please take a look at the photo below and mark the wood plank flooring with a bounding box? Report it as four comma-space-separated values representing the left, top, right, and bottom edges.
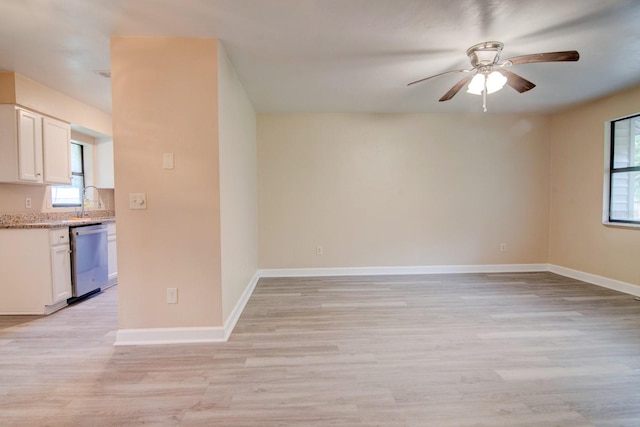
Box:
1, 272, 640, 426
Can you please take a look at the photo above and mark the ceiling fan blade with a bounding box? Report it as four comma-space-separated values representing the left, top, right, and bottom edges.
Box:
497, 69, 536, 93
439, 75, 474, 102
407, 69, 471, 86
505, 50, 579, 66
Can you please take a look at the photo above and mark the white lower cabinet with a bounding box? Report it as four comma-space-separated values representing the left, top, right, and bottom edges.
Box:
106, 223, 118, 287
0, 228, 71, 315
50, 231, 72, 303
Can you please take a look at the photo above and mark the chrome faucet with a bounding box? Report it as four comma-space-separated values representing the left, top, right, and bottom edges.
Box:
80, 185, 102, 218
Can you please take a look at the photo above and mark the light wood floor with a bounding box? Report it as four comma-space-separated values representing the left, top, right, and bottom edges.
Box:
2, 272, 640, 426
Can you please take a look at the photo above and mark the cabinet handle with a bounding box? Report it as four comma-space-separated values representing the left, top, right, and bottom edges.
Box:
36, 173, 41, 177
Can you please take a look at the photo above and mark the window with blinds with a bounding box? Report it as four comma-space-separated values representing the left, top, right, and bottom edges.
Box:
609, 114, 640, 224
51, 142, 85, 207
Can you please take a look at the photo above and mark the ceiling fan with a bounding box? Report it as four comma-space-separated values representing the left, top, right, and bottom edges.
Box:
408, 41, 579, 111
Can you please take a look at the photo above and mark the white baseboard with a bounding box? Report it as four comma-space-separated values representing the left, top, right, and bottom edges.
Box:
258, 263, 549, 278
114, 272, 259, 346
114, 326, 226, 346
548, 264, 640, 297
114, 263, 638, 346
223, 272, 260, 340
44, 299, 68, 315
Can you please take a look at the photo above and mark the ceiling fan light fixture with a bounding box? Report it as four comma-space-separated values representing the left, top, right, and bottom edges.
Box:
486, 71, 507, 93
467, 73, 486, 95
466, 41, 504, 67
475, 50, 498, 64
466, 71, 507, 95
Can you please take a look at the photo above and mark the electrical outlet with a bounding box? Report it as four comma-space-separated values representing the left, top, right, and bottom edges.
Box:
25, 197, 31, 209
316, 245, 324, 255
500, 243, 507, 252
166, 288, 178, 304
162, 152, 174, 169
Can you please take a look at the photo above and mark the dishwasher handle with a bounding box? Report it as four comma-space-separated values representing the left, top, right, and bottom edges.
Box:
72, 225, 107, 236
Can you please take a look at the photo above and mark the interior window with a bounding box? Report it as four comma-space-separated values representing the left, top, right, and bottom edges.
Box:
51, 142, 85, 207
608, 114, 640, 224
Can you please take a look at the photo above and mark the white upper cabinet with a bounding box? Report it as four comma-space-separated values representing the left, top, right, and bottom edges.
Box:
0, 105, 71, 185
42, 116, 71, 184
95, 138, 114, 189
16, 108, 44, 183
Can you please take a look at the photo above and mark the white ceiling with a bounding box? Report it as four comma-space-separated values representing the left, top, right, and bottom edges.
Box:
1, 0, 639, 115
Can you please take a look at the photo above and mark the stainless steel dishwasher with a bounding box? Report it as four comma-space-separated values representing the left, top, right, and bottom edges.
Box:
69, 224, 108, 299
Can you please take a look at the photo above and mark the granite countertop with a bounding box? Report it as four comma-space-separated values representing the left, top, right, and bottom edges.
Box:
3, 217, 116, 229
0, 211, 116, 230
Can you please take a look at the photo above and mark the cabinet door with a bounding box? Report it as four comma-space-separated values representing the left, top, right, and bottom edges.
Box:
107, 233, 118, 284
50, 244, 72, 303
95, 139, 115, 189
42, 116, 71, 184
17, 109, 43, 183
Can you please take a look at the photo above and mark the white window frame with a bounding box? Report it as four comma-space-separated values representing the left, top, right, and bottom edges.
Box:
603, 113, 640, 228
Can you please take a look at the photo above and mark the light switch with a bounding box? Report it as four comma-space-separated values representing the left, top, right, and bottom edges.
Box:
162, 153, 174, 169
129, 193, 147, 210
167, 288, 178, 304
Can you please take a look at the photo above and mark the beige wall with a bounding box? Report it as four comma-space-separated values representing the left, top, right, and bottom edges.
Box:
258, 113, 551, 269
217, 43, 258, 322
549, 84, 640, 286
0, 72, 16, 103
111, 37, 222, 328
0, 184, 47, 213
0, 183, 114, 214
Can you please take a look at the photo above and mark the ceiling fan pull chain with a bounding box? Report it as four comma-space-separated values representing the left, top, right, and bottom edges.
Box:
482, 80, 488, 112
